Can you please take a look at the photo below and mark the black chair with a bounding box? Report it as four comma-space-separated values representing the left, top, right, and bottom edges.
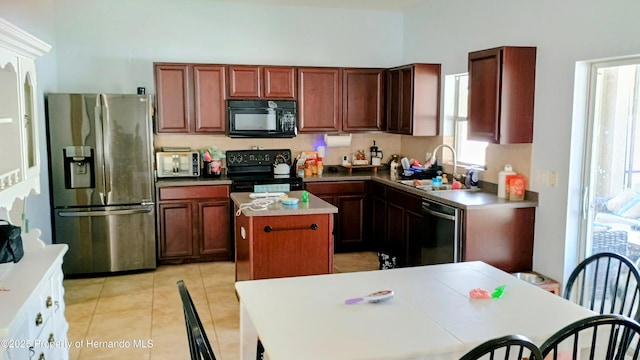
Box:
564, 252, 640, 321
539, 314, 640, 359
177, 280, 217, 360
459, 334, 543, 360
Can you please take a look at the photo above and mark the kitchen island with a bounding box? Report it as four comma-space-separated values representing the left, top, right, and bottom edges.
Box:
231, 191, 338, 281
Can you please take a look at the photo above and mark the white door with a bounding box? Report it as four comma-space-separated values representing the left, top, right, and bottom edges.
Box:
581, 59, 640, 262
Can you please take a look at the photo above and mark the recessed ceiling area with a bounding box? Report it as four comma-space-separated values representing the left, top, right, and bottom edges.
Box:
207, 0, 424, 11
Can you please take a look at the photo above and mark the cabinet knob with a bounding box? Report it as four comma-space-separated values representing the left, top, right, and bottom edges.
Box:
35, 312, 43, 326
38, 352, 45, 360
45, 296, 53, 308
48, 333, 55, 343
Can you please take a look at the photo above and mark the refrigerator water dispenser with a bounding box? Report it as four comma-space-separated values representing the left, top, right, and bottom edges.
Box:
64, 145, 95, 189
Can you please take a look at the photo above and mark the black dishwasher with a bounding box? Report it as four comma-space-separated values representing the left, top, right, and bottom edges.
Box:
420, 199, 461, 265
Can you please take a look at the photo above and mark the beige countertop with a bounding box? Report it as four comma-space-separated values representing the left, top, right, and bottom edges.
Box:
157, 167, 538, 210
230, 190, 338, 217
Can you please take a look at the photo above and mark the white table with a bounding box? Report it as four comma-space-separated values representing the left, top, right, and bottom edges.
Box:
235, 261, 595, 360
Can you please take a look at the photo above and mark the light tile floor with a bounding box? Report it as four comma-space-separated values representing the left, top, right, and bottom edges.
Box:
64, 251, 379, 360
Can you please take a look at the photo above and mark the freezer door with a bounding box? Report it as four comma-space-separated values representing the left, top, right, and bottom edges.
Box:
53, 205, 156, 275
101, 94, 154, 205
46, 94, 105, 207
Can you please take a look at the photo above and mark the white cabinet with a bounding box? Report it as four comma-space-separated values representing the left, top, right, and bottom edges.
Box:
0, 18, 51, 210
0, 244, 69, 360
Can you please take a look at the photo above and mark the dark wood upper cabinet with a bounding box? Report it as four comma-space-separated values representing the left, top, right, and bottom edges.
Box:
386, 63, 441, 136
193, 65, 226, 133
468, 46, 536, 143
342, 68, 385, 131
263, 66, 296, 99
298, 67, 385, 133
227, 65, 261, 98
154, 63, 226, 134
227, 65, 296, 99
155, 64, 190, 133
298, 67, 343, 132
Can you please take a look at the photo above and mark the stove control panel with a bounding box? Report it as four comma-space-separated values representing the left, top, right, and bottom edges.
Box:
226, 149, 292, 167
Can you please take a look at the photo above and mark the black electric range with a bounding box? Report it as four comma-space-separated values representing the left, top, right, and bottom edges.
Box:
226, 149, 304, 193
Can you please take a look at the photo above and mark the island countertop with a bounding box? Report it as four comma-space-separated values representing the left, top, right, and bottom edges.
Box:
230, 191, 338, 217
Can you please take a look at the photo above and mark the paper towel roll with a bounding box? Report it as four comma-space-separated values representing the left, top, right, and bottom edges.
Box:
324, 134, 352, 147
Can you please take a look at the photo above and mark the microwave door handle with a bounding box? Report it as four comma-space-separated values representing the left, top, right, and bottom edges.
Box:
172, 155, 179, 174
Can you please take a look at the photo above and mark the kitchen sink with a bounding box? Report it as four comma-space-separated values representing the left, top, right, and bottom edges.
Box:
395, 179, 479, 192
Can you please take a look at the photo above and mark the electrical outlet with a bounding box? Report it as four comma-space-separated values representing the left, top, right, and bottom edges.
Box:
548, 171, 558, 187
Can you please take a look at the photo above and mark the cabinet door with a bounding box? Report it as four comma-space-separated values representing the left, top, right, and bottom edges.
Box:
463, 207, 535, 273
342, 68, 384, 131
198, 200, 231, 258
468, 48, 501, 143
404, 210, 424, 266
158, 201, 194, 258
336, 194, 367, 251
193, 65, 226, 133
263, 66, 296, 99
386, 69, 401, 132
468, 46, 536, 143
399, 66, 414, 134
155, 64, 190, 133
253, 214, 332, 279
228, 65, 261, 98
386, 202, 406, 266
298, 67, 342, 132
372, 195, 387, 252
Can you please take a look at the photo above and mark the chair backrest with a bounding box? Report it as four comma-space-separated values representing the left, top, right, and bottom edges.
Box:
564, 252, 640, 321
177, 280, 217, 360
539, 314, 640, 359
459, 334, 543, 360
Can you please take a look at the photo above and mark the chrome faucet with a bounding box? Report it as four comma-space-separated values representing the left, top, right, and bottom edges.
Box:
430, 144, 459, 179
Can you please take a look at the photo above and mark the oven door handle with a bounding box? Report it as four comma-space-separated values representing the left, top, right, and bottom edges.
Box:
423, 207, 456, 221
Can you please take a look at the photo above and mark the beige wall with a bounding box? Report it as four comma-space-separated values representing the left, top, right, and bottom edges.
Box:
155, 133, 532, 186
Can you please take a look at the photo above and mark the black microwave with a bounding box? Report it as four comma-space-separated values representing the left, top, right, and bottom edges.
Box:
227, 100, 297, 138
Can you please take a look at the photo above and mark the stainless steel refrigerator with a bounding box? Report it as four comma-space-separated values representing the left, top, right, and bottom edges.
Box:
45, 93, 156, 275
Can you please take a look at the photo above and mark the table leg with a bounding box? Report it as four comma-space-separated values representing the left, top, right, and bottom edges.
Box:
239, 300, 258, 360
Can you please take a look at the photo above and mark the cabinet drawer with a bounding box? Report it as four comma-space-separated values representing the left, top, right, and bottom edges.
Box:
159, 185, 229, 200
387, 187, 422, 214
305, 181, 367, 195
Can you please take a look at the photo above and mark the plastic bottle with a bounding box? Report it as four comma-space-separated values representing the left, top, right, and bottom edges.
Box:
317, 157, 323, 176
498, 164, 516, 198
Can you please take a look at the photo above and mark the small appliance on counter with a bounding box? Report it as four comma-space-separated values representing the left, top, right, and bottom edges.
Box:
369, 141, 383, 166
156, 151, 200, 178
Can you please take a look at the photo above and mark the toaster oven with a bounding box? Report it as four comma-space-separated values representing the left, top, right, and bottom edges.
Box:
156, 151, 200, 178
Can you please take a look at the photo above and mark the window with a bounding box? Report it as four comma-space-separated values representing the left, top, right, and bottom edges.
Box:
450, 73, 488, 167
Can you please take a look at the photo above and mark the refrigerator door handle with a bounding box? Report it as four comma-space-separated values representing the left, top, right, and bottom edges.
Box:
100, 94, 113, 204
58, 207, 154, 217
94, 101, 107, 205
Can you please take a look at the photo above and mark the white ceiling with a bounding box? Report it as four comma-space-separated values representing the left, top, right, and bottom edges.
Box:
207, 0, 423, 11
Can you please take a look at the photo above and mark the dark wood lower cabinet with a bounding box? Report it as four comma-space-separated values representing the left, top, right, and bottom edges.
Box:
372, 181, 535, 272
157, 185, 231, 264
235, 211, 334, 281
305, 181, 370, 252
462, 207, 535, 273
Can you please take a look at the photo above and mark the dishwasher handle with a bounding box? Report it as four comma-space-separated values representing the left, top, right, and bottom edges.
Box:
422, 206, 457, 221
